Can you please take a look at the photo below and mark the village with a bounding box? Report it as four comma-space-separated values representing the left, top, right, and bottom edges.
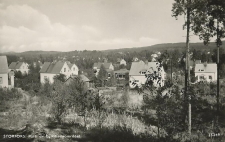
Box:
1, 0, 225, 142
0, 52, 218, 90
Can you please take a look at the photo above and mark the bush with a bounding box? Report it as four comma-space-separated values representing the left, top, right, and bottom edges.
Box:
0, 88, 22, 112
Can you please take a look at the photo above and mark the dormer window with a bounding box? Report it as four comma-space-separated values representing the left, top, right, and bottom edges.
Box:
73, 67, 75, 71
64, 68, 66, 72
141, 72, 146, 74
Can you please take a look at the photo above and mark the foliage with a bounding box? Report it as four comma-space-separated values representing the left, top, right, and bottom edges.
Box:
14, 71, 23, 79
0, 88, 22, 112
97, 65, 108, 87
50, 80, 70, 123
53, 73, 66, 82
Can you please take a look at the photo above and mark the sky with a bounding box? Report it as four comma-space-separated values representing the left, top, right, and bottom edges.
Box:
0, 0, 203, 53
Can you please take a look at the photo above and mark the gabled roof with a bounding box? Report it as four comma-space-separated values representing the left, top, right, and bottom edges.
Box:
195, 63, 217, 73
80, 74, 90, 82
93, 62, 112, 69
40, 61, 67, 74
66, 62, 78, 69
114, 68, 129, 74
129, 61, 162, 76
0, 56, 8, 74
9, 62, 24, 69
64, 75, 90, 85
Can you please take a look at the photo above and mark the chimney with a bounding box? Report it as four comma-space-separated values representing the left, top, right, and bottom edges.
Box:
204, 62, 207, 67
145, 60, 148, 65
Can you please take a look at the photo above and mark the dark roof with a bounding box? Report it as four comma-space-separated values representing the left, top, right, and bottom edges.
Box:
0, 56, 8, 74
40, 61, 66, 73
93, 62, 112, 69
8, 62, 24, 69
64, 75, 90, 85
114, 69, 129, 74
80, 75, 90, 82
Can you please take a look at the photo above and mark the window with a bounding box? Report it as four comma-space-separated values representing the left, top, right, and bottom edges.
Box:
73, 67, 75, 71
44, 76, 47, 80
135, 80, 139, 82
209, 76, 212, 80
142, 72, 146, 74
0, 77, 2, 84
200, 76, 204, 80
108, 73, 111, 78
64, 68, 66, 72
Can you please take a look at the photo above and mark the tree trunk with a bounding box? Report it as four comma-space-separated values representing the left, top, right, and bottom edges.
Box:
186, 0, 191, 137
216, 19, 220, 125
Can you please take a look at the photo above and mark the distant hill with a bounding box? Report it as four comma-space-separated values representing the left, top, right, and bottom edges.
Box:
19, 51, 60, 55
1, 41, 225, 56
103, 41, 225, 53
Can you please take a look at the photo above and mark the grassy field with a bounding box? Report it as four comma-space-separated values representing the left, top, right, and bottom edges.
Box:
0, 88, 167, 142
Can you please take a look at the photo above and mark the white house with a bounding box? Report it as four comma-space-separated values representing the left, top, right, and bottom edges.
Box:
33, 61, 43, 69
120, 59, 127, 66
0, 56, 14, 88
195, 63, 217, 82
129, 61, 165, 88
40, 61, 71, 84
93, 62, 114, 77
66, 61, 79, 76
9, 62, 29, 75
132, 57, 139, 62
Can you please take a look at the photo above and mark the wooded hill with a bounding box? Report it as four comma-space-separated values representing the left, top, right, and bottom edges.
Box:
1, 41, 225, 56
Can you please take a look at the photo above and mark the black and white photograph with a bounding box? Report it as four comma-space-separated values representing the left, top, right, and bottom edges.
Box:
0, 0, 225, 141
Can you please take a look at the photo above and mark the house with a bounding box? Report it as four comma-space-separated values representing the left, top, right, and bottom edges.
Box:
114, 68, 129, 80
0, 56, 14, 88
195, 63, 217, 82
64, 74, 93, 88
93, 62, 114, 77
39, 61, 71, 84
8, 62, 29, 75
129, 61, 165, 88
120, 59, 127, 66
33, 61, 43, 69
66, 61, 79, 76
132, 57, 139, 62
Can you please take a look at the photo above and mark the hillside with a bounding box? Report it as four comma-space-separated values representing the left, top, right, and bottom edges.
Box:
1, 41, 225, 56
103, 41, 225, 53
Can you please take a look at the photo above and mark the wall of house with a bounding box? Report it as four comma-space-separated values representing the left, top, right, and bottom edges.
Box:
129, 75, 147, 88
94, 69, 100, 76
195, 72, 217, 82
129, 72, 165, 88
40, 73, 56, 84
0, 74, 8, 88
60, 63, 71, 78
120, 60, 126, 66
71, 65, 79, 76
109, 64, 114, 70
18, 63, 29, 75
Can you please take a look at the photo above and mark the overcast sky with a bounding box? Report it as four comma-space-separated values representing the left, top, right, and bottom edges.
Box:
0, 0, 203, 53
